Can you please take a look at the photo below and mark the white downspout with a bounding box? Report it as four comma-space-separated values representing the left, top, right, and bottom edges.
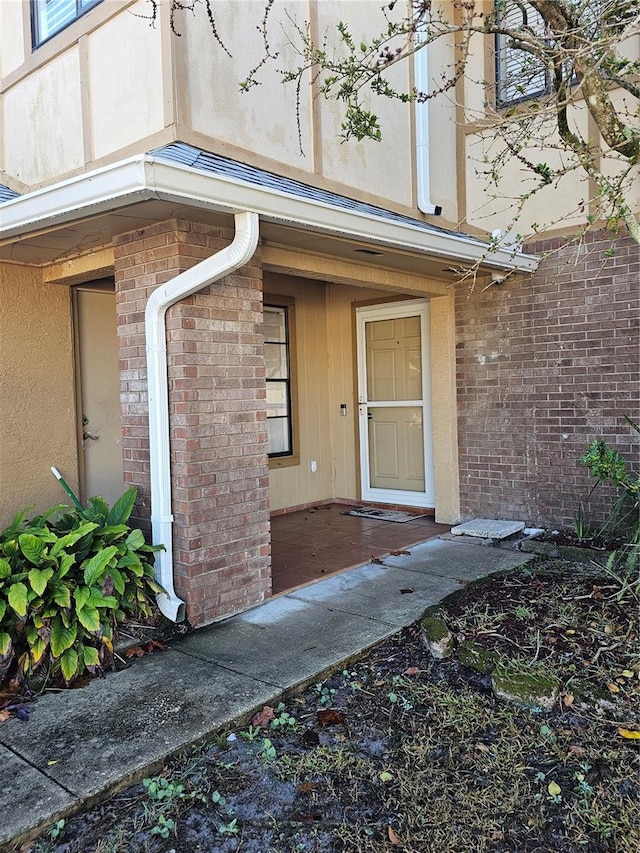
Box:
414, 33, 441, 217
145, 211, 260, 621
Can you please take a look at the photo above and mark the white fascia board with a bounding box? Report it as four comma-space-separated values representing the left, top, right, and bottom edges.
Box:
148, 159, 538, 273
0, 155, 539, 273
0, 158, 155, 238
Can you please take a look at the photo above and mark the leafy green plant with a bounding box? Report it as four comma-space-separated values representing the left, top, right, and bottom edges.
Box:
0, 488, 164, 688
580, 417, 639, 596
150, 814, 176, 839
240, 724, 262, 742
261, 738, 277, 761
269, 702, 298, 732
315, 682, 336, 707
218, 817, 239, 837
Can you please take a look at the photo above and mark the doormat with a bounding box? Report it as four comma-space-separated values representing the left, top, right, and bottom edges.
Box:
342, 508, 422, 523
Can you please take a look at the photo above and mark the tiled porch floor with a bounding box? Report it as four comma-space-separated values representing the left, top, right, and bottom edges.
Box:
270, 503, 450, 595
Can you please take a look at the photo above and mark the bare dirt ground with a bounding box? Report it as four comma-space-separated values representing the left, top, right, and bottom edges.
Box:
22, 557, 640, 853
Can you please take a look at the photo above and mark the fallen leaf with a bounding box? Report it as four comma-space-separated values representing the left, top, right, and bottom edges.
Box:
390, 549, 411, 556
563, 693, 575, 707
565, 629, 576, 635
404, 667, 420, 676
149, 639, 166, 651
125, 645, 145, 659
621, 670, 634, 679
297, 782, 319, 793
371, 556, 384, 564
618, 728, 640, 740
607, 683, 621, 693
548, 781, 562, 797
379, 771, 393, 782
475, 742, 490, 753
252, 705, 275, 728
47, 760, 59, 766
0, 709, 10, 723
568, 744, 585, 757
317, 709, 345, 727
546, 636, 558, 645
399, 588, 414, 594
388, 826, 403, 846
604, 624, 615, 635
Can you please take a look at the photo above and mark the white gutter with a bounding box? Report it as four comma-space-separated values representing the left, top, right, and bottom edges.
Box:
145, 211, 260, 622
0, 155, 539, 273
413, 31, 440, 216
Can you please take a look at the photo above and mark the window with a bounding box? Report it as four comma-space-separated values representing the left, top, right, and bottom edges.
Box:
32, 0, 102, 47
264, 303, 294, 459
495, 1, 599, 107
495, 1, 550, 106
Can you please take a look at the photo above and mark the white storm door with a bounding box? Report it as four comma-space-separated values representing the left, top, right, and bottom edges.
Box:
356, 300, 434, 507
75, 283, 124, 505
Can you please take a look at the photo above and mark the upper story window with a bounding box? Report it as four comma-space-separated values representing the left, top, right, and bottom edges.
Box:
495, 1, 600, 107
32, 0, 102, 48
495, 1, 550, 106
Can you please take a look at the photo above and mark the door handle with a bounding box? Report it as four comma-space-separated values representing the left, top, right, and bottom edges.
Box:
367, 412, 373, 420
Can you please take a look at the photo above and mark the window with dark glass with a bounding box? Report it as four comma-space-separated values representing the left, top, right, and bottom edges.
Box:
495, 1, 550, 106
495, 1, 598, 107
32, 0, 102, 47
264, 305, 293, 457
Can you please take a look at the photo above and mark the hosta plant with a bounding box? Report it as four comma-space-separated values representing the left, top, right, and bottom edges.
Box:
0, 488, 164, 688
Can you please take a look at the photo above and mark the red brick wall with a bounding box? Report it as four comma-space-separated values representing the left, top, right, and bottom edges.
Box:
455, 231, 639, 529
114, 219, 271, 627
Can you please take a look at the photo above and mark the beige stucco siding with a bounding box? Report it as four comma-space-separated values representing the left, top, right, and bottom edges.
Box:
0, 0, 26, 79
464, 101, 593, 237
87, 5, 165, 160
177, 1, 314, 169
0, 265, 78, 525
2, 48, 84, 185
266, 274, 333, 511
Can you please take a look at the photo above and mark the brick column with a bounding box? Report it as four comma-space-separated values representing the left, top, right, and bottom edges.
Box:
114, 219, 271, 626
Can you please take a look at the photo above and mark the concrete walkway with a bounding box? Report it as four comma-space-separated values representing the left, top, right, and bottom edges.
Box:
0, 537, 531, 849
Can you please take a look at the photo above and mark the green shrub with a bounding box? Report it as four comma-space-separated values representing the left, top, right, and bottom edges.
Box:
580, 416, 639, 590
0, 488, 164, 688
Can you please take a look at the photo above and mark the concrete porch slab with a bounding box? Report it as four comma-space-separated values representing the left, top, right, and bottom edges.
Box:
450, 519, 525, 539
0, 745, 74, 849
287, 560, 462, 625
378, 537, 531, 577
0, 649, 278, 802
175, 595, 399, 688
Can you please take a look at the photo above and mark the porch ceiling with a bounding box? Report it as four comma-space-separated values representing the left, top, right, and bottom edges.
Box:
0, 204, 489, 283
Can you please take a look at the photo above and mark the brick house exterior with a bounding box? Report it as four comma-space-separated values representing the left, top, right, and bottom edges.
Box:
0, 1, 637, 628
457, 231, 639, 528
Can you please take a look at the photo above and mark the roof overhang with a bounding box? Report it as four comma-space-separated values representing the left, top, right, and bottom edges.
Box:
0, 153, 539, 276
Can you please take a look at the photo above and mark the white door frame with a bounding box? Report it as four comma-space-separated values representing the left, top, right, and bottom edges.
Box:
356, 299, 434, 508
